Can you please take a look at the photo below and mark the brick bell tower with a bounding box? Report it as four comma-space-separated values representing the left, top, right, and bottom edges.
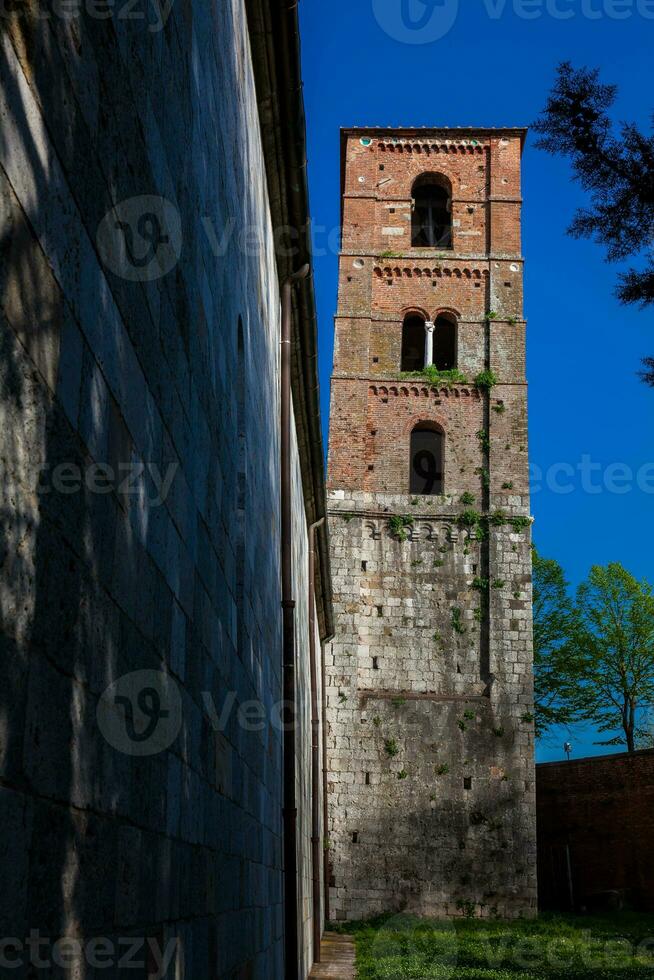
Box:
325, 128, 537, 921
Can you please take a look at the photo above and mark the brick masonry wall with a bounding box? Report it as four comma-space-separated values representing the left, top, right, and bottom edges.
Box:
537, 751, 654, 912
325, 130, 537, 921
0, 4, 320, 978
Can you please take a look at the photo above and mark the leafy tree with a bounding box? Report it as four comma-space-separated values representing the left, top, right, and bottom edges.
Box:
635, 716, 654, 750
534, 62, 654, 386
532, 549, 575, 736
570, 564, 654, 753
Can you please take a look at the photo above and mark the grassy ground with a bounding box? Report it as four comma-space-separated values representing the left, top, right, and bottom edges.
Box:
332, 912, 654, 979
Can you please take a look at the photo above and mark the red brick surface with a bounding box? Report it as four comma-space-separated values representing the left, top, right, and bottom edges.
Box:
328, 130, 528, 496
536, 751, 654, 911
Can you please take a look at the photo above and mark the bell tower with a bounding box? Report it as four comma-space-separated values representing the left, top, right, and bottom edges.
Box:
325, 128, 537, 921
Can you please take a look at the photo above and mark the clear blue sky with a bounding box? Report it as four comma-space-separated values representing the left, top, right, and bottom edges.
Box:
299, 0, 654, 762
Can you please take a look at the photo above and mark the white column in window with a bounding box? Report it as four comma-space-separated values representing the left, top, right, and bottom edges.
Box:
424, 321, 435, 367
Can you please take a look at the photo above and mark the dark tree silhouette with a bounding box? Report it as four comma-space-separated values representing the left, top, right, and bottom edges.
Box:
534, 62, 654, 386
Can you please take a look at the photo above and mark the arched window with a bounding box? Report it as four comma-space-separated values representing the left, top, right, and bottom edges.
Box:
411, 175, 452, 248
433, 313, 457, 371
410, 424, 444, 496
401, 314, 425, 372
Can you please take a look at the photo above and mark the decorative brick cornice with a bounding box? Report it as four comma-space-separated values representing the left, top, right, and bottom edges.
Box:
374, 264, 489, 280
367, 383, 481, 401
377, 140, 486, 155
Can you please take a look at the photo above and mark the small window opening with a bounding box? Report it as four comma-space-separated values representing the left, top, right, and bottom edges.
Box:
410, 424, 444, 496
464, 777, 472, 790
376, 606, 383, 617
352, 832, 359, 844
362, 560, 367, 571
401, 314, 426, 371
372, 356, 379, 363
365, 773, 370, 785
372, 656, 379, 670
433, 314, 457, 371
411, 174, 452, 248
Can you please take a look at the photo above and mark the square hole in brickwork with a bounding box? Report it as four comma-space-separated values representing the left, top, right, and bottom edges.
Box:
379, 164, 385, 170
386, 280, 393, 286
368, 464, 374, 472
389, 207, 395, 213
475, 282, 481, 288
372, 356, 379, 363
505, 281, 512, 287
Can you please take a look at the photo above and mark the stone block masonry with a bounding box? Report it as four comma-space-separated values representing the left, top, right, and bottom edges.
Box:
0, 3, 331, 978
325, 128, 537, 921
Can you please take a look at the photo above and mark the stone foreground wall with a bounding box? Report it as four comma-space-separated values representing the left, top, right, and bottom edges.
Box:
0, 3, 320, 977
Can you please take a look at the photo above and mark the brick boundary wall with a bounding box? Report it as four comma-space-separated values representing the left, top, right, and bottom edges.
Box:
536, 749, 654, 912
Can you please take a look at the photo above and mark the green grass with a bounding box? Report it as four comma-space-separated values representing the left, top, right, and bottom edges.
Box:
330, 912, 654, 979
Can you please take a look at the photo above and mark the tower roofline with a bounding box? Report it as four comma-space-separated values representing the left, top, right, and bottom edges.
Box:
341, 125, 528, 140
339, 126, 527, 223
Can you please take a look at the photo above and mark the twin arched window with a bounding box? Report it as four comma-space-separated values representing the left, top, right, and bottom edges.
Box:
400, 313, 457, 372
410, 424, 444, 496
411, 174, 452, 249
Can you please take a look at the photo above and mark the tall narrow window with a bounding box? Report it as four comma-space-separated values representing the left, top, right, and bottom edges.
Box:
410, 424, 444, 496
433, 314, 457, 371
401, 314, 426, 371
411, 175, 452, 248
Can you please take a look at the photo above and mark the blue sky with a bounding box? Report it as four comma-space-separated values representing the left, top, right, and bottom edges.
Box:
299, 0, 654, 762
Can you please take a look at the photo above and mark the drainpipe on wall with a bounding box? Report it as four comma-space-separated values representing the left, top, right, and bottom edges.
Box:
321, 636, 331, 927
308, 516, 325, 963
281, 263, 310, 980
